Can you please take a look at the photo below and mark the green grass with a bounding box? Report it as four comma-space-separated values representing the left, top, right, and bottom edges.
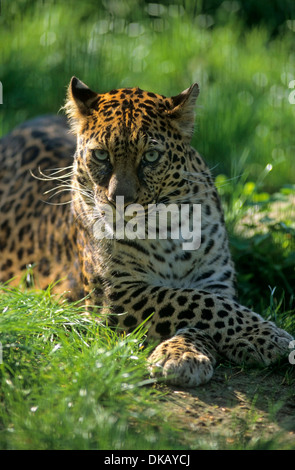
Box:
0, 281, 294, 450
0, 285, 177, 450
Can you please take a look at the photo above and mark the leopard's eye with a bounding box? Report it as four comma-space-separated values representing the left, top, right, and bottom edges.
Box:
143, 149, 161, 164
93, 149, 109, 162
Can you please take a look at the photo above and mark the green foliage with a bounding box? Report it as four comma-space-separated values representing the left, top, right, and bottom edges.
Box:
1, 0, 295, 189
216, 171, 295, 318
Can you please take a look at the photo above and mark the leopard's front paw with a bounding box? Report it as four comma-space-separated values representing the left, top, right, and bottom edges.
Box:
148, 335, 215, 387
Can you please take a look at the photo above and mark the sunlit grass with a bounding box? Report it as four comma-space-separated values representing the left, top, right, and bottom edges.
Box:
0, 285, 177, 450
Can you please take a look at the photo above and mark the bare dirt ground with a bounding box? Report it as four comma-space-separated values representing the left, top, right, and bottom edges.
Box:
158, 364, 295, 449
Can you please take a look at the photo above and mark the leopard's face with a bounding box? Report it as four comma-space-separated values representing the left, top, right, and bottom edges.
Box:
66, 78, 199, 216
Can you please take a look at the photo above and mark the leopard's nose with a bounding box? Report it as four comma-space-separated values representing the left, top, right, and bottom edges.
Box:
107, 174, 139, 206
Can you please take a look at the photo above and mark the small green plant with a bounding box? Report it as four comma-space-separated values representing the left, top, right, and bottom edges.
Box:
216, 169, 295, 316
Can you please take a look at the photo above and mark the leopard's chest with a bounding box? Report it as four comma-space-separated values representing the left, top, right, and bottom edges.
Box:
108, 236, 203, 288
94, 203, 227, 291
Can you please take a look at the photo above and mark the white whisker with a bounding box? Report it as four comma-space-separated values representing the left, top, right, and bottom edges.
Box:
31, 165, 74, 182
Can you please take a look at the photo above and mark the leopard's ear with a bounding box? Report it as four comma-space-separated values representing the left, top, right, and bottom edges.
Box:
167, 83, 199, 140
64, 77, 99, 132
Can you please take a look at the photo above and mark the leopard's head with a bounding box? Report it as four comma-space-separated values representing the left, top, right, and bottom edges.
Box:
65, 77, 199, 212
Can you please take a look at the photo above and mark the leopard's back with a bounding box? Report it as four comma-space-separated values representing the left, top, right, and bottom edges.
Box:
0, 115, 81, 296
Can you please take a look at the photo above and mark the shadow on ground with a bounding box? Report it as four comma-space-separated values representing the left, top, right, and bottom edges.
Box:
157, 363, 295, 449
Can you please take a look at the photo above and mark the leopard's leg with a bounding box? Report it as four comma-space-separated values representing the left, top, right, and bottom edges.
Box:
104, 283, 293, 386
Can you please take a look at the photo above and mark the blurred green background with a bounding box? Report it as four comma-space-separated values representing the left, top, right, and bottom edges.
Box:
1, 0, 295, 191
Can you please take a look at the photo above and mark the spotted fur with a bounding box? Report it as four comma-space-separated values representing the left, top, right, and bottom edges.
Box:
0, 77, 292, 387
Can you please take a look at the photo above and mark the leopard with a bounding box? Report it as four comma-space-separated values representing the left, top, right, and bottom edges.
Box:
0, 76, 293, 387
